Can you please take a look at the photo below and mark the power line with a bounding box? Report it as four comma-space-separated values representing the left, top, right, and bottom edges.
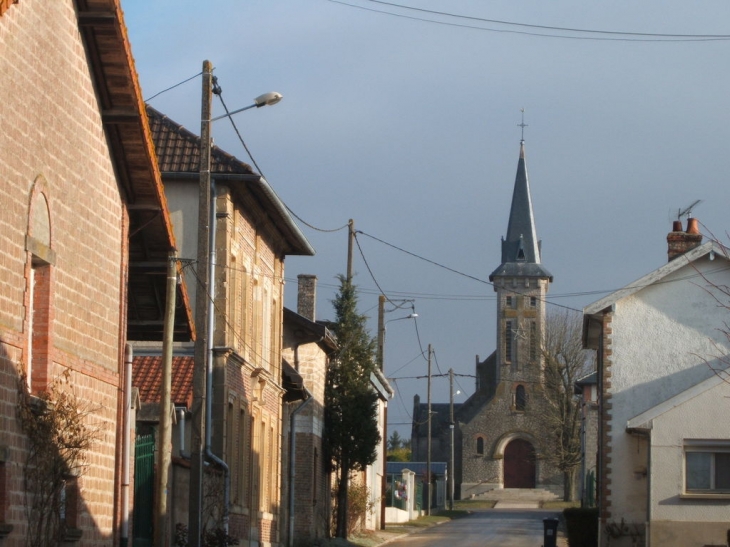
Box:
328, 0, 730, 42
144, 71, 202, 102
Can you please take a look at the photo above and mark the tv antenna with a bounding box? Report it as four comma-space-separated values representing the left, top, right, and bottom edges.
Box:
677, 199, 702, 220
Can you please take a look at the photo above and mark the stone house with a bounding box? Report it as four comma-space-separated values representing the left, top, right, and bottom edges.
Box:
412, 139, 562, 499
0, 1, 192, 545
583, 218, 730, 547
133, 106, 313, 546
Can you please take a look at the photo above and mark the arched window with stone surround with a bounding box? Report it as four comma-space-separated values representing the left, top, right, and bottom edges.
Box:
25, 177, 55, 394
476, 436, 485, 455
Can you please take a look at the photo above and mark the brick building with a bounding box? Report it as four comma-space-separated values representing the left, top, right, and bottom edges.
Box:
412, 139, 562, 499
133, 107, 313, 546
0, 1, 192, 545
280, 275, 336, 545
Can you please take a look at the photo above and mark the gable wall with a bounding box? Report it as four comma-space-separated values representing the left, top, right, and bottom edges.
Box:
0, 0, 127, 545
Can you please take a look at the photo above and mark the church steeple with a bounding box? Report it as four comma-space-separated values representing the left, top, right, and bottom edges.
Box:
489, 140, 553, 282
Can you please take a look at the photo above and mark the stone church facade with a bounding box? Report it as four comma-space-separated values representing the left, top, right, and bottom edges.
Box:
412, 139, 562, 499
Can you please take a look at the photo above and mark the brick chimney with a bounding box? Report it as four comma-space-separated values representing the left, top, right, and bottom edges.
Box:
667, 218, 703, 261
297, 274, 317, 321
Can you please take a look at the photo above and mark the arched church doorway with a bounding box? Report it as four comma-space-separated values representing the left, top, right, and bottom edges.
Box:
503, 438, 535, 488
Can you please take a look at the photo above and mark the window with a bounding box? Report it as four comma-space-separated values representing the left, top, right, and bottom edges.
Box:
530, 297, 537, 308
505, 321, 514, 363
25, 183, 55, 394
685, 443, 730, 492
529, 322, 537, 361
476, 437, 484, 455
515, 385, 527, 411
505, 296, 515, 309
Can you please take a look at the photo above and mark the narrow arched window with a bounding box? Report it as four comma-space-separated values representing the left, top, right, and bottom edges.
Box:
476, 437, 484, 455
515, 385, 527, 411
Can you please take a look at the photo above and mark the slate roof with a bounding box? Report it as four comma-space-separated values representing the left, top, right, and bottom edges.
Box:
490, 141, 552, 281
132, 355, 194, 408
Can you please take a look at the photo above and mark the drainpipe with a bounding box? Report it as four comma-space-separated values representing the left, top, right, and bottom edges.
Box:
288, 387, 312, 547
121, 344, 133, 547
205, 179, 230, 533
177, 407, 190, 459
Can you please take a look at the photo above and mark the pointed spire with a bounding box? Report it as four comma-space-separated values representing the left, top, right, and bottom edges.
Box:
489, 139, 553, 281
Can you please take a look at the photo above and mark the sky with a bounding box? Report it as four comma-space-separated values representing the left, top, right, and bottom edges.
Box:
123, 0, 730, 439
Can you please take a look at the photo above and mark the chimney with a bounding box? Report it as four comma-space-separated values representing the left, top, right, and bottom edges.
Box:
297, 274, 317, 321
667, 218, 703, 261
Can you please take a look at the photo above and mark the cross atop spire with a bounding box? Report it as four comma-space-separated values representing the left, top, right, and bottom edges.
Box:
518, 108, 528, 142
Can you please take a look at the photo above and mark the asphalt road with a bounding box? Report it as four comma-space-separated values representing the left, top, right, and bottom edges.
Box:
386, 509, 562, 547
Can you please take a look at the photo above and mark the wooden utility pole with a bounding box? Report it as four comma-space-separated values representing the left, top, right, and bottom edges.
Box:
155, 252, 177, 547
190, 59, 213, 547
426, 344, 432, 515
346, 219, 354, 282
449, 368, 455, 511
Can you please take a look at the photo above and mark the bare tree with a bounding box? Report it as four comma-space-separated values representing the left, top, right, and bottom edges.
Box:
535, 309, 595, 501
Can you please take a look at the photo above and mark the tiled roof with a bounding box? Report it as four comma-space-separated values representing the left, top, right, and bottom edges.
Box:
146, 106, 255, 175
133, 355, 194, 408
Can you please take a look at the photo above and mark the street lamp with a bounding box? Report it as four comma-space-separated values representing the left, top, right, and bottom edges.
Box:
189, 59, 282, 547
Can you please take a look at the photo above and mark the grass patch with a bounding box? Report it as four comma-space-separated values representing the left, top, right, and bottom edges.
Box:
436, 509, 471, 519
453, 499, 497, 510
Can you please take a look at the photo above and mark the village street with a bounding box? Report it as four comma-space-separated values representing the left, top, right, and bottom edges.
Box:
383, 509, 565, 547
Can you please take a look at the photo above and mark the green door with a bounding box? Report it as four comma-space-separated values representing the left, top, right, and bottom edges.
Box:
133, 433, 155, 547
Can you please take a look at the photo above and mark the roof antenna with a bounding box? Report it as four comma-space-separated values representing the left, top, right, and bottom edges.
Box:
677, 199, 702, 220
518, 108, 528, 143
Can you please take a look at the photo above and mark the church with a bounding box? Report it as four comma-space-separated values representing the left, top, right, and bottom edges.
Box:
411, 137, 563, 499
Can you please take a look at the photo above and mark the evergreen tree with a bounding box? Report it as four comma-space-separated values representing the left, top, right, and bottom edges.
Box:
325, 275, 380, 538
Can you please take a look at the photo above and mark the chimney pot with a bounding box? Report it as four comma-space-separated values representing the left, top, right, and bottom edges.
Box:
686, 217, 700, 235
672, 220, 683, 232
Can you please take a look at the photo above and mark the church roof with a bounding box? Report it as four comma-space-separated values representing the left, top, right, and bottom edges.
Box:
490, 141, 553, 281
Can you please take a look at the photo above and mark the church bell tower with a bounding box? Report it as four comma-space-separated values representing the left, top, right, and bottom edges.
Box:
489, 138, 553, 397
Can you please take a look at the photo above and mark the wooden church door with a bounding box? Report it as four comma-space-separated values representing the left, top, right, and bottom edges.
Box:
503, 439, 536, 488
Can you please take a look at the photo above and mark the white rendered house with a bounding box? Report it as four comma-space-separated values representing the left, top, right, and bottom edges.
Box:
583, 219, 730, 547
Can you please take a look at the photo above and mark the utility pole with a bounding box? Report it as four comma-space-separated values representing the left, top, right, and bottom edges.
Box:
449, 368, 455, 511
346, 218, 354, 282
377, 295, 385, 370
190, 59, 213, 547
155, 252, 177, 547
377, 294, 386, 529
426, 344, 432, 516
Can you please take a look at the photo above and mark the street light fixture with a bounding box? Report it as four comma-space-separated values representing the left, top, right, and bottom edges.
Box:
189, 59, 282, 547
210, 91, 283, 122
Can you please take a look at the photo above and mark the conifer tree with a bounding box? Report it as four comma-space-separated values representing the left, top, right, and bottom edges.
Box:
325, 275, 380, 538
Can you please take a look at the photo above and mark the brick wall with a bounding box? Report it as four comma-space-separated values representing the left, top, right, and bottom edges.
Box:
0, 1, 127, 545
